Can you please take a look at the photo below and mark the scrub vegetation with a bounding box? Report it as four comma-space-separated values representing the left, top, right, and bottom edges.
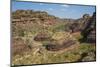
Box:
12, 10, 96, 66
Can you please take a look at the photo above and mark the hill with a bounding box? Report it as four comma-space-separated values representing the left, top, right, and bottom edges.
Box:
12, 10, 96, 65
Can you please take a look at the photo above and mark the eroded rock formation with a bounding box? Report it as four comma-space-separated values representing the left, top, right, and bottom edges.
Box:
45, 32, 79, 51
81, 12, 96, 43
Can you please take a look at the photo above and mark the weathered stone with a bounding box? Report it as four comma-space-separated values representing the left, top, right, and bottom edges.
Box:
34, 32, 51, 41
65, 14, 91, 33
46, 40, 77, 51
45, 32, 79, 51
81, 12, 96, 43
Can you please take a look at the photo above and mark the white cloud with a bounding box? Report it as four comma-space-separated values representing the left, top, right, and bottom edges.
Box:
61, 5, 69, 8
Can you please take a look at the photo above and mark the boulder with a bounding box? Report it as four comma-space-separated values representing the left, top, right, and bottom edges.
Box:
34, 32, 51, 41
45, 32, 79, 51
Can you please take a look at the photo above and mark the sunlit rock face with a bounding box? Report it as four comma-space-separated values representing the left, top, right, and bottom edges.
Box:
81, 12, 96, 43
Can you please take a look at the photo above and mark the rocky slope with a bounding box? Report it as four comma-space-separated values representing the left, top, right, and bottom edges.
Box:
12, 10, 96, 65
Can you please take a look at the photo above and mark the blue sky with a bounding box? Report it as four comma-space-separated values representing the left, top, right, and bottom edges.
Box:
12, 1, 96, 19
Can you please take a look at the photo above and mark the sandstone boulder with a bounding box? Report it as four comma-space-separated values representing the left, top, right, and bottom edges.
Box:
45, 32, 79, 51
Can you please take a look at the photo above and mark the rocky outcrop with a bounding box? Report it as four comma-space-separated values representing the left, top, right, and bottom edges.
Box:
12, 10, 58, 24
66, 22, 81, 33
45, 32, 79, 51
81, 12, 96, 43
45, 40, 77, 51
34, 32, 51, 41
64, 12, 96, 43
65, 14, 91, 33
